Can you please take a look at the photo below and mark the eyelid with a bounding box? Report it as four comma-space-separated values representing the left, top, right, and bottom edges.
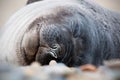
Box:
51, 44, 58, 49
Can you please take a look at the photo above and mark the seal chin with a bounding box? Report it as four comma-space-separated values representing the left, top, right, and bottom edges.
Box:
36, 53, 56, 65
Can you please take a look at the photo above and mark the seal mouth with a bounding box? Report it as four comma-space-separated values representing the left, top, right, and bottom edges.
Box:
49, 51, 58, 58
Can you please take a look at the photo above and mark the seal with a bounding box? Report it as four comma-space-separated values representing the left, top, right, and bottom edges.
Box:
0, 0, 120, 66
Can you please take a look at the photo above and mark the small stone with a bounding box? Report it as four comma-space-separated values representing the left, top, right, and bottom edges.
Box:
49, 60, 57, 66
80, 64, 97, 72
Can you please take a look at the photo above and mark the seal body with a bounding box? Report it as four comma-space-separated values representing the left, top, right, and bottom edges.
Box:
0, 0, 120, 66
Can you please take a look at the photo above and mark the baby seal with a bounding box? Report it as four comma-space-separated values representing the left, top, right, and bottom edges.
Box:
0, 0, 120, 67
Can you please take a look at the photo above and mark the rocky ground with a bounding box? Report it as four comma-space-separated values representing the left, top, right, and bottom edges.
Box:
0, 60, 120, 80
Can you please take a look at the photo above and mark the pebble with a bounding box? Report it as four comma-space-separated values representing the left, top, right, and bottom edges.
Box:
0, 60, 120, 80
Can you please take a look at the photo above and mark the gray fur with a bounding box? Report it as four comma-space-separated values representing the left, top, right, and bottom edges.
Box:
0, 0, 120, 66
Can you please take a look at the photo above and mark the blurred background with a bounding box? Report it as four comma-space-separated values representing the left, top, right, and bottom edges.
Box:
0, 0, 120, 27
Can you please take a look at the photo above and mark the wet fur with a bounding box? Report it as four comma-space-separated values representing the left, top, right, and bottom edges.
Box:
0, 0, 120, 66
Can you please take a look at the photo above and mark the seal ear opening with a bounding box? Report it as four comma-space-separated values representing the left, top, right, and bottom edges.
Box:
22, 28, 39, 62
